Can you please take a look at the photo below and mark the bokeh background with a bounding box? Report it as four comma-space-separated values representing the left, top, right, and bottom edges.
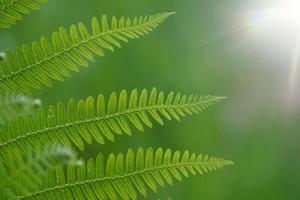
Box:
1, 0, 299, 199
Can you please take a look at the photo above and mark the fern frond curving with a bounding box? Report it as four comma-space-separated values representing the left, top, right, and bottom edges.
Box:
0, 94, 41, 124
16, 147, 233, 200
0, 88, 225, 162
0, 12, 174, 95
0, 0, 48, 29
0, 144, 80, 199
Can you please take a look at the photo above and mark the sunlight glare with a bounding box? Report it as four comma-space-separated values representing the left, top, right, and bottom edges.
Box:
244, 0, 300, 112
270, 0, 300, 27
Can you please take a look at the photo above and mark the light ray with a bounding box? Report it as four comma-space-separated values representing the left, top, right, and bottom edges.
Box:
287, 31, 300, 111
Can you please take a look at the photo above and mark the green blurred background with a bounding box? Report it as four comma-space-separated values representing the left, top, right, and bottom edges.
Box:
1, 0, 299, 199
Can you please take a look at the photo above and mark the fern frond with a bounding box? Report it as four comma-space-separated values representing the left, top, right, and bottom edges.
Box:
16, 147, 233, 200
0, 88, 225, 162
0, 144, 80, 199
0, 94, 41, 124
0, 0, 48, 29
0, 12, 174, 95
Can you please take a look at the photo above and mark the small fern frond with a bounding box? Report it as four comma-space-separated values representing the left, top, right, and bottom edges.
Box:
0, 0, 48, 29
0, 94, 41, 124
0, 144, 80, 199
16, 147, 233, 200
0, 12, 174, 95
0, 88, 225, 162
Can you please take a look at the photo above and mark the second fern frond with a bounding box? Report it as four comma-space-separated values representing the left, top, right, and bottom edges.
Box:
0, 88, 225, 163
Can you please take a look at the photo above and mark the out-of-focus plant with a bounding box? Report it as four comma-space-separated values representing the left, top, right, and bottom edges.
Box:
0, 0, 233, 199
0, 93, 41, 124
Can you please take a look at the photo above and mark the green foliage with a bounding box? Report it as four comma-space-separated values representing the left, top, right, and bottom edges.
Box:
0, 2, 232, 199
0, 12, 174, 95
0, 94, 41, 124
0, 88, 225, 163
0, 144, 79, 199
0, 0, 48, 29
15, 147, 233, 200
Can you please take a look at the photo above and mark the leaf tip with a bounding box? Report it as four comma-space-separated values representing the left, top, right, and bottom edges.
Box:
224, 160, 234, 165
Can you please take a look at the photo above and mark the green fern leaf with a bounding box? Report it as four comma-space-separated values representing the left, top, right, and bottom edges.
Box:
0, 144, 80, 199
0, 94, 41, 124
0, 0, 48, 29
16, 147, 233, 200
0, 88, 226, 162
0, 12, 174, 95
